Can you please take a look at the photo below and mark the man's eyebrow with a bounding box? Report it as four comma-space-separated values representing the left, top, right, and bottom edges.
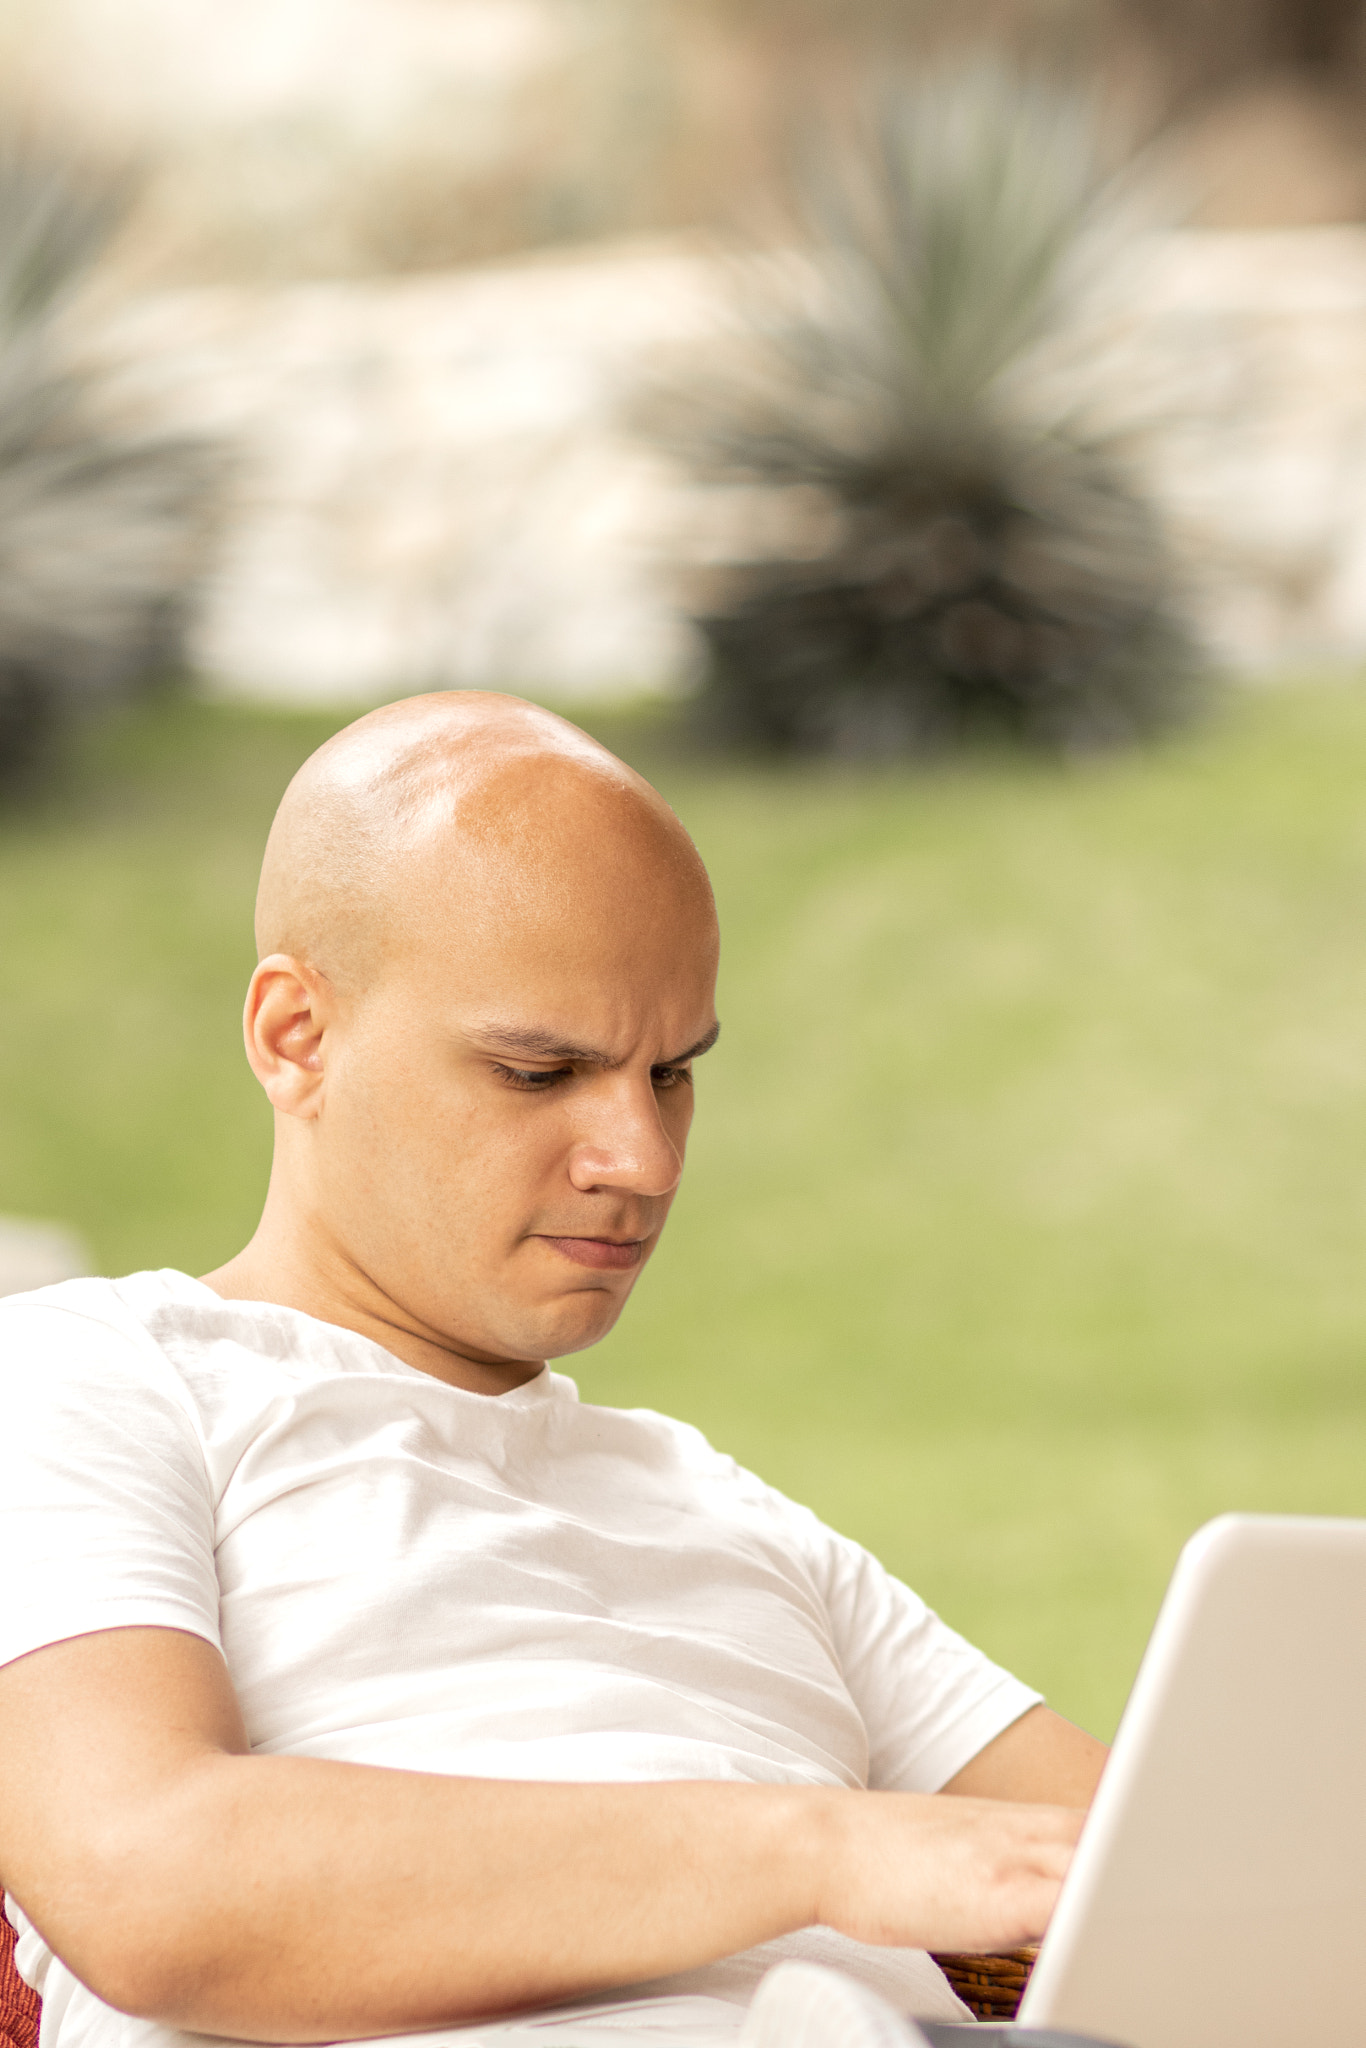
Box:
675, 1020, 721, 1063
469, 1020, 721, 1068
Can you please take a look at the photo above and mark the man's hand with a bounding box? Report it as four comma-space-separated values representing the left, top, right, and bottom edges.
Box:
812, 1787, 1081, 1956
0, 1628, 1083, 2043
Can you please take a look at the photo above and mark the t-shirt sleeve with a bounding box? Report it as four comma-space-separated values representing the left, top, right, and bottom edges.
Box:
0, 1299, 220, 1671
788, 1503, 1043, 1792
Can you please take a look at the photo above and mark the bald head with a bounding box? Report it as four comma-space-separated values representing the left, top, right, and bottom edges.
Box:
218, 693, 720, 1382
256, 692, 713, 991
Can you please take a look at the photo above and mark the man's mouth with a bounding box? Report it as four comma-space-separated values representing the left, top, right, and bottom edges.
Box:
537, 1236, 645, 1271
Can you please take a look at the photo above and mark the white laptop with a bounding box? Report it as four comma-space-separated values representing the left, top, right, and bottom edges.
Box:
1007, 1511, 1366, 2048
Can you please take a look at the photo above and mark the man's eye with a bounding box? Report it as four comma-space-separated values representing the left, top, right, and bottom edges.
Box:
652, 1065, 692, 1090
495, 1065, 569, 1091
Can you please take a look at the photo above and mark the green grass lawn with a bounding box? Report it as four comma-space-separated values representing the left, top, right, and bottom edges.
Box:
4, 682, 1366, 1739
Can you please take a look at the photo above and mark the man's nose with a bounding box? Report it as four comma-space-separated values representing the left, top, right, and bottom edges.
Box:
566, 1078, 683, 1199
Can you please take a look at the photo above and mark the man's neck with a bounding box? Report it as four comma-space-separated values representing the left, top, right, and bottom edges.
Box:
200, 1236, 544, 1398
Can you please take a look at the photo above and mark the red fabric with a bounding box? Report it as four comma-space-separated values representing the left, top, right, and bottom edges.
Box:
0, 1909, 40, 2048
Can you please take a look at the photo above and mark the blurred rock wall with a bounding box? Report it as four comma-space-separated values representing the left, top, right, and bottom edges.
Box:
1107, 227, 1366, 669
74, 226, 1366, 703
2, 0, 576, 277
81, 242, 717, 702
0, 0, 790, 279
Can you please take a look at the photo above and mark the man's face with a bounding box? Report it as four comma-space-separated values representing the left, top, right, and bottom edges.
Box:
303, 818, 720, 1370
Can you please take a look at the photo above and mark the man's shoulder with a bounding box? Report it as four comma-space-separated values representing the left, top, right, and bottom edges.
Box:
0, 1270, 175, 1346
3, 1264, 191, 1348
0, 1271, 218, 1459
0, 1269, 263, 1426
0, 1270, 360, 1385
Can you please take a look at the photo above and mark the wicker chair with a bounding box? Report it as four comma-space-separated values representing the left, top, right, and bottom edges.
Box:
0, 1912, 39, 2048
932, 1950, 1037, 2022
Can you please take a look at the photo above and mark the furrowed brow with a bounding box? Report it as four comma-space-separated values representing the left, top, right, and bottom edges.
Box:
472, 1024, 614, 1066
469, 1020, 721, 1068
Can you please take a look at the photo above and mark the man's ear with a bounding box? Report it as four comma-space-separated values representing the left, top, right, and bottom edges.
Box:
243, 955, 333, 1119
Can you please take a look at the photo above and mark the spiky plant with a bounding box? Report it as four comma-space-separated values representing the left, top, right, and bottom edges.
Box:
0, 130, 217, 783
659, 63, 1197, 754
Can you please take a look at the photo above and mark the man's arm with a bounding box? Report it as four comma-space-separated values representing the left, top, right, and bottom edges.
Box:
0, 1628, 1081, 2044
941, 1704, 1109, 1807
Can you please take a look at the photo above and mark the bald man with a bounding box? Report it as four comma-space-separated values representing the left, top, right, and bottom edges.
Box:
0, 695, 1105, 2048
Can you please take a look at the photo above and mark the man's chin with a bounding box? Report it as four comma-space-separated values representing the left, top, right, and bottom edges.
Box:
515, 1285, 634, 1362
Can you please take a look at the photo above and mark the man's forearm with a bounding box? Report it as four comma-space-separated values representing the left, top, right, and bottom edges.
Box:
76, 1759, 827, 2040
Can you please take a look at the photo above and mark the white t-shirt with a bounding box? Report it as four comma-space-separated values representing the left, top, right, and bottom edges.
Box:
0, 1270, 1040, 2048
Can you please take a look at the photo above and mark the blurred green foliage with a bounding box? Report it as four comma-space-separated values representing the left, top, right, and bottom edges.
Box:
3, 684, 1366, 1736
0, 131, 216, 779
663, 63, 1194, 756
